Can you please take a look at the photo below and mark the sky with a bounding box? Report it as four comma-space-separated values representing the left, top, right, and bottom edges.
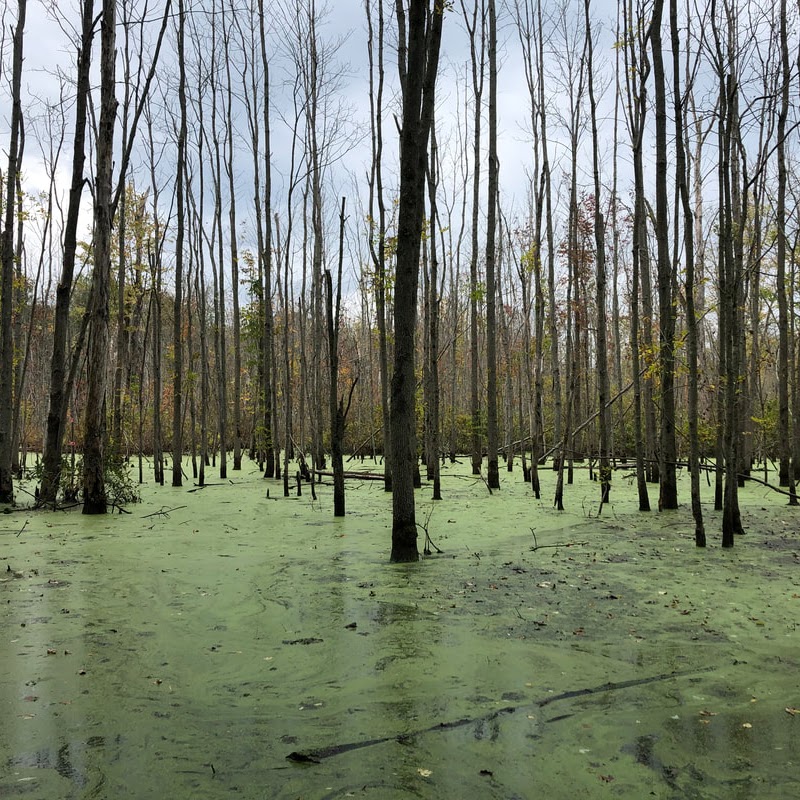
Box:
4, 0, 788, 309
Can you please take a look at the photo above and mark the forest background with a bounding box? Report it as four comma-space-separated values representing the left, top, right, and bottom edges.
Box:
0, 0, 798, 558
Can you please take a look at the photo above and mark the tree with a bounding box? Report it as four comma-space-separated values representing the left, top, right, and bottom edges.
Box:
776, 0, 796, 500
671, 0, 705, 545
621, 0, 651, 512
326, 198, 358, 516
584, 0, 610, 507
390, 0, 444, 562
461, 0, 486, 478
485, 0, 500, 490
650, 0, 679, 511
82, 0, 117, 513
365, 0, 392, 491
0, 0, 26, 504
172, 0, 187, 487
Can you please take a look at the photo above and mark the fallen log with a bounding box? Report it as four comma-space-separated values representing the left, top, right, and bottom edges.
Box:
313, 470, 386, 481
285, 666, 714, 763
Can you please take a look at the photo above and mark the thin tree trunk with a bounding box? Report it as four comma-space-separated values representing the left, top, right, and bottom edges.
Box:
485, 0, 500, 490
366, 0, 392, 490
776, 0, 796, 499
172, 0, 187, 487
461, 0, 485, 478
670, 0, 705, 545
584, 0, 610, 508
0, 0, 26, 504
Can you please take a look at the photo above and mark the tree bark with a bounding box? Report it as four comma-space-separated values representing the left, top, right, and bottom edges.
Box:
172, 0, 187, 487
650, 0, 678, 511
670, 0, 704, 545
485, 0, 500, 490
82, 0, 117, 513
390, 0, 444, 562
0, 0, 26, 504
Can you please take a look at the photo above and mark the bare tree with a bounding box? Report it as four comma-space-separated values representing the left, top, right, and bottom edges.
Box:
461, 0, 486, 478
82, 0, 116, 513
671, 0, 705, 544
485, 0, 500, 489
583, 0, 611, 506
0, 0, 26, 504
776, 0, 796, 500
390, 0, 444, 562
172, 0, 187, 487
365, 0, 392, 490
621, 0, 651, 511
650, 0, 679, 511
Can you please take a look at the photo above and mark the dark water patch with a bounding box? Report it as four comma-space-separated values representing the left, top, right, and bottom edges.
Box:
8, 736, 112, 791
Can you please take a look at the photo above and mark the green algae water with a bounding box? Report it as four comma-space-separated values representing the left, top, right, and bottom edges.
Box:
1, 459, 798, 799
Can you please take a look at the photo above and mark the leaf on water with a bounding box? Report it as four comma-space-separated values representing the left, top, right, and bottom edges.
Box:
742, 722, 752, 728
417, 768, 433, 778
283, 638, 323, 646
699, 709, 717, 717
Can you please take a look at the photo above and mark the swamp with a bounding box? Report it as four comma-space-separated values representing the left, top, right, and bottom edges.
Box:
1, 458, 798, 799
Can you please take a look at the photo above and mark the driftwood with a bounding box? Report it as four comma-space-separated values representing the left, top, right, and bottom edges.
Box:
313, 470, 385, 482
285, 666, 713, 763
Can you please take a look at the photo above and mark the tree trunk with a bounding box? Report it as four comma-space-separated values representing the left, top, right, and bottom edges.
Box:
172, 0, 187, 487
584, 0, 610, 507
366, 0, 392, 490
650, 0, 678, 511
462, 0, 486, 478
776, 0, 796, 499
485, 0, 500, 490
670, 0, 704, 545
390, 0, 444, 562
0, 0, 26, 504
82, 0, 117, 514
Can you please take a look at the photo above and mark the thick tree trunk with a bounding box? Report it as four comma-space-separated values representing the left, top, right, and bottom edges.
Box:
82, 0, 117, 514
390, 0, 443, 562
650, 0, 678, 511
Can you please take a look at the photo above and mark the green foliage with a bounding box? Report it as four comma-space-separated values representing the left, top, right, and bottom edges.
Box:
32, 454, 140, 508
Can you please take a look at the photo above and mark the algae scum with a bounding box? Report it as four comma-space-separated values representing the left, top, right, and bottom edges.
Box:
1, 460, 798, 799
